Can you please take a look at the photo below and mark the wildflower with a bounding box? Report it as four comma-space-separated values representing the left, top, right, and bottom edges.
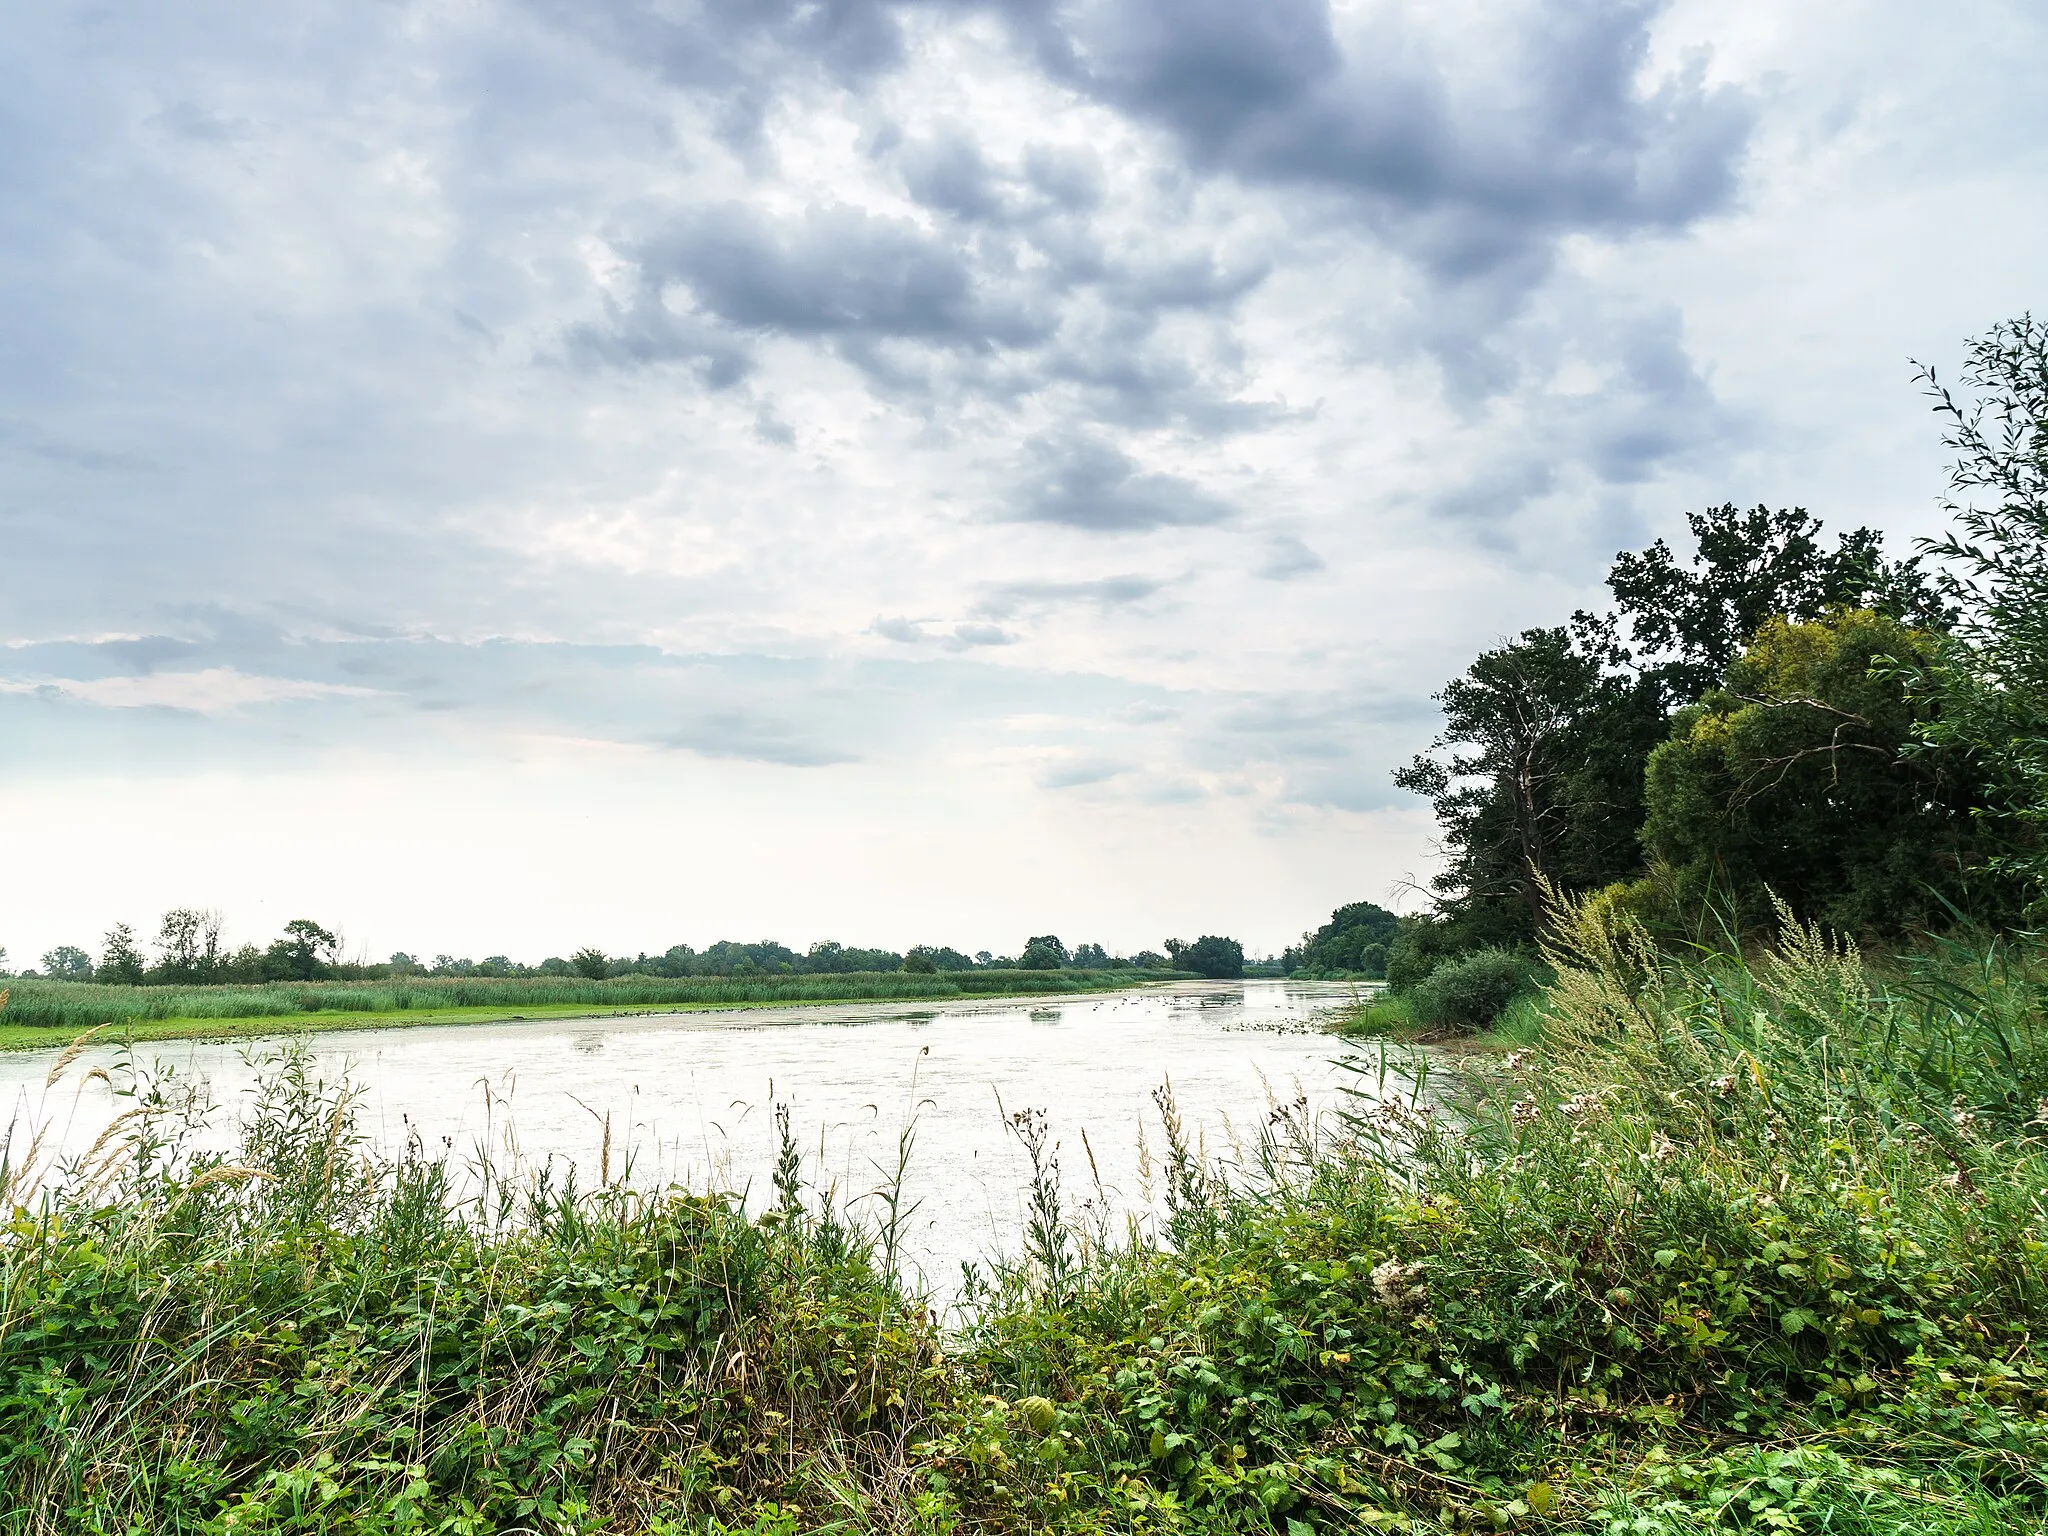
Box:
1510, 1097, 1540, 1128
1503, 1049, 1532, 1070
1370, 1258, 1428, 1312
1951, 1097, 1978, 1136
1939, 1169, 1965, 1190
1649, 1132, 1676, 1163
1709, 1074, 1738, 1098
2033, 1097, 2048, 1127
1559, 1092, 1601, 1120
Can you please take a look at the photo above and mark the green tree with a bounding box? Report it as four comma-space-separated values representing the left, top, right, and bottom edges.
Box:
152, 908, 223, 984
95, 924, 145, 986
1286, 901, 1401, 975
1608, 502, 1945, 706
41, 945, 94, 981
570, 948, 610, 981
1019, 935, 1067, 971
1641, 611, 1996, 936
265, 919, 339, 982
1911, 315, 2048, 905
1395, 625, 1667, 939
1181, 935, 1245, 979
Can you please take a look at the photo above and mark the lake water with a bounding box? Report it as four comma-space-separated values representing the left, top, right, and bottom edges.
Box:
0, 979, 1385, 1295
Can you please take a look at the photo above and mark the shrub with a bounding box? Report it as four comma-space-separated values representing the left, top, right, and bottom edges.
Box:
1403, 946, 1533, 1031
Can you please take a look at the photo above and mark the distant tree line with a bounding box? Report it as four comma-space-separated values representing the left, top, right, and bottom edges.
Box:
7, 920, 1250, 985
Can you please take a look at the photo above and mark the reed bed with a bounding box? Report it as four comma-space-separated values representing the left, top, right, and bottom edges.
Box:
0, 968, 1152, 1036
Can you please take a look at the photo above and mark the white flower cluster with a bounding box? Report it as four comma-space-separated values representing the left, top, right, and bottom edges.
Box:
1370, 1257, 1428, 1312
1510, 1097, 1541, 1128
1558, 1092, 1603, 1120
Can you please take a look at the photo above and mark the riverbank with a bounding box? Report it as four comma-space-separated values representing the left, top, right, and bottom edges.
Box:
4, 904, 2043, 1532
0, 968, 1179, 1050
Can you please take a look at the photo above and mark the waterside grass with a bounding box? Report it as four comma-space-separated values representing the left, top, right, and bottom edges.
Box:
2, 903, 2045, 1533
0, 969, 1171, 1051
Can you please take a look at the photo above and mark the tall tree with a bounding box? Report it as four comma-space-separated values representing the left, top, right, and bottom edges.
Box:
1394, 624, 1667, 938
1912, 316, 2048, 905
41, 945, 94, 981
1605, 502, 1945, 705
267, 919, 339, 982
96, 924, 146, 986
154, 908, 224, 983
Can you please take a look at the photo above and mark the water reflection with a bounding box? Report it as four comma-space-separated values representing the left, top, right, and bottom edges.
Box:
0, 979, 1379, 1294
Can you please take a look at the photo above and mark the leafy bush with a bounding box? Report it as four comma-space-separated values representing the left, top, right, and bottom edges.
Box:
1403, 946, 1534, 1031
1384, 912, 1481, 988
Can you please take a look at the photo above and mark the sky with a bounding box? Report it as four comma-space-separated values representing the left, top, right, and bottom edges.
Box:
2, 0, 2045, 967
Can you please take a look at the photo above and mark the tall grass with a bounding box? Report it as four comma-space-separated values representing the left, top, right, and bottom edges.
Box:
3, 909, 2046, 1532
0, 968, 1155, 1034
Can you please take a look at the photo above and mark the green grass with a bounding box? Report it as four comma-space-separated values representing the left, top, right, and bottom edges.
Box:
2, 904, 2045, 1533
0, 969, 1168, 1050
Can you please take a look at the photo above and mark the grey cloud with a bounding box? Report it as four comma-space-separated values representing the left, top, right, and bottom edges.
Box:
620, 202, 1053, 377
522, 0, 912, 147
150, 100, 256, 143
1067, 0, 1753, 271
1037, 756, 1126, 789
1009, 433, 1235, 531
974, 574, 1170, 619
1022, 143, 1106, 210
947, 622, 1016, 648
870, 616, 1016, 647
660, 709, 858, 766
898, 130, 1005, 221
870, 616, 928, 644
1256, 534, 1324, 580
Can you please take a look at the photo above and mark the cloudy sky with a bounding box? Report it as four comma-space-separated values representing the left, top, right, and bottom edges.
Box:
2, 0, 2043, 966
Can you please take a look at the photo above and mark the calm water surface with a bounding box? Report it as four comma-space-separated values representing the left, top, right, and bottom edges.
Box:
1, 979, 1384, 1293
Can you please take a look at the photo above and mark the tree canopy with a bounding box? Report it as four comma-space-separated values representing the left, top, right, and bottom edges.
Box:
1641, 610, 1995, 935
1396, 501, 1951, 947
1911, 315, 2048, 907
1285, 901, 1401, 976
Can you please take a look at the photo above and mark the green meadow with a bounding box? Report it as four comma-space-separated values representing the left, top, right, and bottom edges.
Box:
0, 969, 1166, 1050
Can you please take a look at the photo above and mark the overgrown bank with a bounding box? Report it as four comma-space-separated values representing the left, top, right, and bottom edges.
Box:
0, 969, 1177, 1049
4, 900, 2044, 1534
